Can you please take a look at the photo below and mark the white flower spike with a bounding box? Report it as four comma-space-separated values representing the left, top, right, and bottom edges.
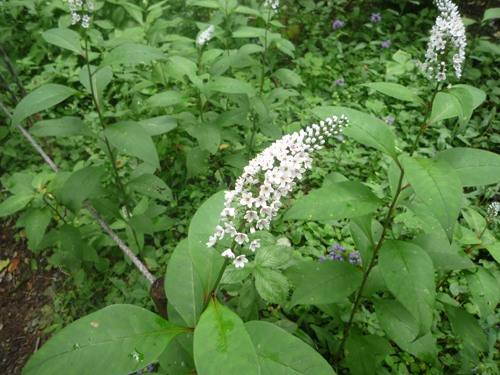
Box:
197, 25, 215, 46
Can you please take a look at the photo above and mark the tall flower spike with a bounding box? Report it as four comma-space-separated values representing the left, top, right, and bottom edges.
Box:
208, 115, 349, 268
422, 0, 466, 81
197, 25, 214, 46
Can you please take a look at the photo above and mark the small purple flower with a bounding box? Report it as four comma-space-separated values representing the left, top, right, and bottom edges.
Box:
472, 366, 478, 372
137, 371, 143, 374
148, 364, 154, 373
334, 77, 344, 86
382, 39, 391, 48
332, 19, 344, 29
319, 256, 325, 262
381, 116, 393, 125
371, 13, 381, 22
413, 58, 422, 68
338, 136, 344, 142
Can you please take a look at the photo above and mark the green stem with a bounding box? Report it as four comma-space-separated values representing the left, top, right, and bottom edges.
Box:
43, 195, 68, 224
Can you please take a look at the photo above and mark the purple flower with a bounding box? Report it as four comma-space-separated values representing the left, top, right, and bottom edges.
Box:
319, 256, 325, 262
338, 136, 344, 142
137, 371, 143, 374
413, 58, 422, 68
371, 13, 381, 22
472, 366, 478, 372
334, 77, 344, 86
381, 40, 391, 48
332, 19, 344, 29
381, 116, 393, 125
148, 364, 154, 373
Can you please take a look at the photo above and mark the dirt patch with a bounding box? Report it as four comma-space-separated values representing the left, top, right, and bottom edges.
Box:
0, 220, 62, 374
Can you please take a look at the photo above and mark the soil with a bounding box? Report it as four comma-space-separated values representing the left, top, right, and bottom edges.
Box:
0, 219, 62, 374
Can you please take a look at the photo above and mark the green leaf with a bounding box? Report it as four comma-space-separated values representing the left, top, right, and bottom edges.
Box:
105, 121, 160, 168
254, 267, 289, 303
373, 298, 437, 364
482, 7, 500, 23
272, 68, 304, 87
221, 264, 253, 284
254, 245, 293, 269
233, 6, 261, 16
22, 305, 187, 375
62, 167, 105, 213
138, 116, 177, 136
448, 87, 473, 132
411, 234, 475, 271
462, 207, 487, 238
284, 260, 363, 306
158, 335, 196, 375
402, 157, 462, 242
350, 215, 383, 271
186, 147, 210, 179
191, 0, 221, 9
379, 240, 435, 337
443, 304, 489, 352
42, 28, 84, 56
11, 84, 78, 128
79, 65, 113, 110
360, 82, 425, 105
193, 122, 221, 154
0, 191, 35, 217
193, 297, 260, 375
464, 266, 500, 319
188, 191, 226, 298
478, 242, 500, 263
128, 174, 172, 201
453, 84, 486, 109
165, 239, 204, 328
145, 91, 189, 108
428, 92, 457, 125
232, 26, 267, 38
284, 181, 383, 221
245, 321, 336, 375
100, 43, 167, 67
435, 148, 500, 187
345, 333, 376, 375
25, 208, 51, 250
30, 117, 96, 138
207, 77, 256, 94
312, 106, 399, 163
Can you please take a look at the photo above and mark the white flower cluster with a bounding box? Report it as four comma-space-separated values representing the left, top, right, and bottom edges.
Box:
422, 0, 466, 81
207, 115, 349, 268
197, 25, 215, 46
264, 0, 279, 13
69, 0, 93, 28
489, 202, 499, 217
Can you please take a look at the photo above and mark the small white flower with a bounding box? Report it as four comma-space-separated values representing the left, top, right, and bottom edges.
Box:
206, 236, 217, 247
225, 224, 238, 238
234, 255, 248, 268
240, 192, 255, 208
221, 249, 235, 258
235, 233, 249, 244
72, 12, 81, 25
244, 210, 259, 223
216, 225, 225, 240
249, 240, 261, 252
75, 0, 82, 5
88, 1, 94, 9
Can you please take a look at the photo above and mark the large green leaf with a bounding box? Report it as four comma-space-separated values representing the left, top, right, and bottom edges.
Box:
138, 115, 177, 136
127, 174, 172, 201
482, 7, 500, 22
193, 122, 221, 154
207, 77, 256, 94
104, 121, 160, 168
443, 304, 488, 352
312, 106, 399, 163
11, 84, 78, 128
25, 208, 51, 250
30, 117, 96, 138
254, 245, 293, 269
79, 65, 113, 110
361, 82, 425, 105
188, 191, 226, 298
100, 43, 167, 67
165, 239, 204, 328
345, 333, 376, 375
464, 267, 500, 319
284, 260, 363, 306
0, 191, 35, 217
284, 181, 383, 221
435, 148, 500, 187
272, 68, 304, 87
453, 84, 486, 109
186, 147, 210, 179
144, 91, 188, 108
254, 267, 289, 303
410, 234, 475, 271
373, 298, 437, 364
193, 297, 260, 375
448, 87, 473, 132
402, 157, 462, 242
42, 28, 84, 56
379, 240, 435, 337
428, 92, 457, 126
245, 321, 336, 375
62, 167, 105, 213
22, 305, 188, 375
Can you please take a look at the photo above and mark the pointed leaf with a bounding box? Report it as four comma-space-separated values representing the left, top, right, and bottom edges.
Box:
254, 245, 293, 269
42, 28, 85, 57
0, 191, 35, 217
271, 68, 304, 87
207, 77, 256, 94
345, 333, 376, 375
138, 115, 177, 136
435, 148, 500, 187
245, 321, 336, 375
464, 267, 500, 319
30, 117, 96, 138
11, 84, 78, 128
79, 65, 113, 110
428, 92, 457, 125
361, 82, 425, 105
284, 260, 363, 306
62, 167, 105, 213
105, 121, 160, 168
25, 208, 51, 250
402, 157, 462, 242
193, 297, 260, 375
22, 304, 188, 375
284, 181, 383, 221
145, 91, 189, 108
128, 174, 172, 201
379, 240, 435, 336
100, 43, 167, 67
254, 267, 289, 303
443, 304, 488, 352
193, 122, 221, 154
